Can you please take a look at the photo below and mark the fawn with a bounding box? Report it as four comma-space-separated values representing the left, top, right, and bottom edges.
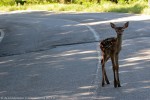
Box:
100, 22, 129, 88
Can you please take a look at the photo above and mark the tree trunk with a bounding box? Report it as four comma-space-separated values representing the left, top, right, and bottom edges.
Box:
59, 0, 67, 3
97, 0, 101, 3
111, 0, 118, 4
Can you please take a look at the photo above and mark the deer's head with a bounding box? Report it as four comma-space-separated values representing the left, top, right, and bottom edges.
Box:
110, 22, 129, 35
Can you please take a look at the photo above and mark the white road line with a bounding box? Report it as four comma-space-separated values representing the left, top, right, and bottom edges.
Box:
58, 18, 100, 42
85, 25, 99, 41
85, 25, 101, 99
55, 18, 101, 98
0, 29, 5, 43
67, 19, 101, 98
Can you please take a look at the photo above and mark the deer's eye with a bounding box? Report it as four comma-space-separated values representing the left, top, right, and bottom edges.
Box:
121, 30, 124, 32
117, 30, 124, 33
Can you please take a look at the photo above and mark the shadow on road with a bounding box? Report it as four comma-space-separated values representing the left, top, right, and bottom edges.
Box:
95, 37, 150, 100
0, 12, 150, 99
0, 43, 98, 99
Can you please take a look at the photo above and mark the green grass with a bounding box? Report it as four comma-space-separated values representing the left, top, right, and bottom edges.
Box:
107, 1, 149, 14
0, 1, 150, 15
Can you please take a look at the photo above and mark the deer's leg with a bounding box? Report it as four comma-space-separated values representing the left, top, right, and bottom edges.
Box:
101, 54, 110, 87
115, 54, 121, 87
101, 57, 105, 87
111, 54, 117, 88
104, 57, 110, 84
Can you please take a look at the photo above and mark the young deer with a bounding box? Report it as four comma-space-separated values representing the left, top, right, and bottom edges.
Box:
100, 22, 129, 88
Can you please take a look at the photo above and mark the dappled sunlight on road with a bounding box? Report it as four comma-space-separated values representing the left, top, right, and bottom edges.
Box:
0, 42, 98, 99
126, 49, 150, 62
0, 60, 14, 64
119, 63, 139, 68
0, 11, 150, 99
95, 36, 150, 99
77, 14, 150, 26
123, 85, 150, 93
53, 50, 96, 57
120, 48, 150, 69
74, 14, 150, 26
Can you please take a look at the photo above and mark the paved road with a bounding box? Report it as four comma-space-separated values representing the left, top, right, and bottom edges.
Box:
0, 11, 150, 100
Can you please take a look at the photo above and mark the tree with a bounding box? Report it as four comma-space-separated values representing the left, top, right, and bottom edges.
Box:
111, 0, 118, 3
58, 0, 73, 3
97, 0, 101, 3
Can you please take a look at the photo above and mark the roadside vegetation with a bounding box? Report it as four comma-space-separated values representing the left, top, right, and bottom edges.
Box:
0, 0, 150, 15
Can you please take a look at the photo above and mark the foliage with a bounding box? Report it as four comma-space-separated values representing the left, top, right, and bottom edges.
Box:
0, 0, 15, 6
0, 0, 149, 15
0, 0, 149, 5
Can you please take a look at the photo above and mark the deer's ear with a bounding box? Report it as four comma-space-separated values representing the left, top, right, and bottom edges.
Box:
123, 21, 129, 29
110, 23, 116, 29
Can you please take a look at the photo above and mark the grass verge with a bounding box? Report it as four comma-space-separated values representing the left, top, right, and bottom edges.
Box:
0, 1, 150, 15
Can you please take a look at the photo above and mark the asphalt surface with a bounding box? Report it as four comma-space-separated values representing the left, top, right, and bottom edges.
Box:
0, 11, 150, 100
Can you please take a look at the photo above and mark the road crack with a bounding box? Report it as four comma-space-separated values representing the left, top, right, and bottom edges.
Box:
0, 40, 99, 57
